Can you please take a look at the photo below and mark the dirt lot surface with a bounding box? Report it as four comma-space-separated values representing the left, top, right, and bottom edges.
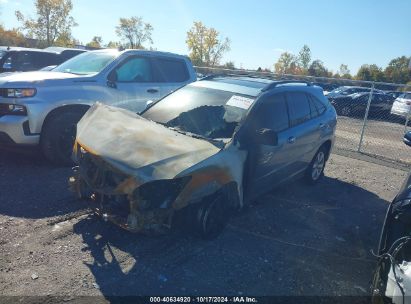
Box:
0, 148, 408, 302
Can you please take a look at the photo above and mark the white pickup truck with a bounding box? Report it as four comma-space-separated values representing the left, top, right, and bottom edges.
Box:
0, 49, 197, 164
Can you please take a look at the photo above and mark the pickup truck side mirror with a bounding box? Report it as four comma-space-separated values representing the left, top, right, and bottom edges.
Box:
107, 71, 117, 89
404, 131, 411, 147
256, 128, 278, 146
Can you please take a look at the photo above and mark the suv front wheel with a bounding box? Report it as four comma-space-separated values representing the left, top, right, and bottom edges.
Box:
41, 109, 86, 166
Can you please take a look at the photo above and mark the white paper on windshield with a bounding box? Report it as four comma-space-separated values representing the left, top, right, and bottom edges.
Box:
226, 95, 254, 110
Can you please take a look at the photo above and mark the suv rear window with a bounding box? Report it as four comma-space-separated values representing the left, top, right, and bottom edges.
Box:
153, 58, 189, 82
286, 92, 311, 127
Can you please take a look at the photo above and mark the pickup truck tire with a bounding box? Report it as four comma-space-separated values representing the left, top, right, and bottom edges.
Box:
41, 109, 86, 166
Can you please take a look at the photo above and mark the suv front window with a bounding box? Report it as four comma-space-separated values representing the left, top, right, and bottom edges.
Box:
54, 51, 117, 75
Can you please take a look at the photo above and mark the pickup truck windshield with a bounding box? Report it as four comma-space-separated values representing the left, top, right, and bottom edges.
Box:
54, 51, 117, 75
142, 85, 255, 139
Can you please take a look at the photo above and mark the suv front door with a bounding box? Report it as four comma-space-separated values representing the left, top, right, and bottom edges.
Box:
108, 56, 160, 113
244, 93, 293, 199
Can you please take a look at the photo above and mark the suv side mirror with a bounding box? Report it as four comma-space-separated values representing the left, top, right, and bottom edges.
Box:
107, 71, 117, 88
256, 128, 278, 146
404, 131, 411, 147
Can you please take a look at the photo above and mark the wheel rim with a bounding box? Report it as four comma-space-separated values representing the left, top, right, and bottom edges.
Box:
341, 107, 350, 116
201, 199, 227, 237
311, 151, 325, 181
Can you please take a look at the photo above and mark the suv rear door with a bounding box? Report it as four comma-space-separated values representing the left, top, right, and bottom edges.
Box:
285, 91, 323, 173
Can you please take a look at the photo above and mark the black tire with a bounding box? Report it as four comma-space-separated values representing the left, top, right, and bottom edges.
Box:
305, 145, 328, 184
340, 105, 351, 117
41, 110, 86, 166
193, 193, 231, 240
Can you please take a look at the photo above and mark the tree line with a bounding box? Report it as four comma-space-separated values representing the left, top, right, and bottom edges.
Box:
273, 45, 410, 85
0, 0, 410, 85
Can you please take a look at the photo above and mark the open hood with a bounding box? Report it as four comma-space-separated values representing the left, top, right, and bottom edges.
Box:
75, 103, 221, 183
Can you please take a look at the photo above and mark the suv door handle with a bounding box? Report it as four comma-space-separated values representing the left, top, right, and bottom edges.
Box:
147, 88, 158, 93
287, 136, 296, 144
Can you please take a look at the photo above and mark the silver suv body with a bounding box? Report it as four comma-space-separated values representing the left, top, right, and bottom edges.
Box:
69, 76, 337, 237
0, 49, 196, 164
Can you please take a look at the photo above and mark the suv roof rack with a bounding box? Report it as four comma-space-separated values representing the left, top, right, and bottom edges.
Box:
261, 80, 312, 92
199, 73, 313, 88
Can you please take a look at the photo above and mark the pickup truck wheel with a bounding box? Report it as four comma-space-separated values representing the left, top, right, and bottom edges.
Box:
193, 193, 230, 240
305, 146, 327, 184
41, 110, 85, 166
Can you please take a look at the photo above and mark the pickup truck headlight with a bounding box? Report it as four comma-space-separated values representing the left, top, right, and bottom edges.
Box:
6, 88, 36, 98
0, 104, 27, 116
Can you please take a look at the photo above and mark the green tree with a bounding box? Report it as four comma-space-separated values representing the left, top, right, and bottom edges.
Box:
186, 21, 231, 67
115, 16, 153, 49
308, 60, 330, 77
384, 56, 410, 84
338, 64, 352, 79
106, 41, 121, 49
298, 44, 311, 72
224, 61, 235, 69
86, 36, 102, 48
15, 0, 77, 47
356, 64, 385, 82
274, 52, 300, 74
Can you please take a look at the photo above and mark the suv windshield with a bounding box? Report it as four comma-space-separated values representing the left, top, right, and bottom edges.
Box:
54, 51, 117, 75
142, 84, 255, 139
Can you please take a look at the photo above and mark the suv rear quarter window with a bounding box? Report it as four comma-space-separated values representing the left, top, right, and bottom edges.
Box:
286, 92, 311, 127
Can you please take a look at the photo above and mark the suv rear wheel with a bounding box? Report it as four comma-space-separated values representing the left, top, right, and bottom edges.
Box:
305, 145, 328, 184
41, 109, 86, 166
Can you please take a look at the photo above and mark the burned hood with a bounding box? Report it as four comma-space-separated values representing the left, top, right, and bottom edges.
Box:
75, 103, 221, 183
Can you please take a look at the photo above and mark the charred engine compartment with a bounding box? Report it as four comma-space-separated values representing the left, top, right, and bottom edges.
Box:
373, 200, 411, 304
69, 146, 191, 234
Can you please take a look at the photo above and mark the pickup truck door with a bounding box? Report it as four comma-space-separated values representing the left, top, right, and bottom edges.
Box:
108, 56, 160, 113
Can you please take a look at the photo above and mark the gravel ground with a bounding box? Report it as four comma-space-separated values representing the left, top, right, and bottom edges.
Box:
0, 148, 408, 303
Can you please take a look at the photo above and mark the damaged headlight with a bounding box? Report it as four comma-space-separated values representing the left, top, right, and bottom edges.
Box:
132, 176, 192, 211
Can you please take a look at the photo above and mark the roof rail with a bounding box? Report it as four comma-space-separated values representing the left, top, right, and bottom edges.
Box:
261, 80, 312, 92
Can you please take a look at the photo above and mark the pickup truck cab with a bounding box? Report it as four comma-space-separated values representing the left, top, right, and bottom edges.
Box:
0, 49, 197, 165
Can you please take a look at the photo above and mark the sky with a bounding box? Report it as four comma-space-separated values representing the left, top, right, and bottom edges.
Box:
0, 0, 410, 74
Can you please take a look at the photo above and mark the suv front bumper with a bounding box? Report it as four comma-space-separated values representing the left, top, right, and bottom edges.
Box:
0, 114, 39, 145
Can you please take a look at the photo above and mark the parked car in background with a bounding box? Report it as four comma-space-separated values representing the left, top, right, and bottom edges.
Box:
69, 76, 337, 238
327, 86, 376, 99
330, 92, 395, 117
43, 46, 86, 61
0, 46, 85, 73
390, 92, 411, 119
385, 91, 404, 100
0, 49, 197, 165
372, 131, 411, 303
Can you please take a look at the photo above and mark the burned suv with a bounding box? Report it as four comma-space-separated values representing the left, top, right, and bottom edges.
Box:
69, 76, 337, 238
